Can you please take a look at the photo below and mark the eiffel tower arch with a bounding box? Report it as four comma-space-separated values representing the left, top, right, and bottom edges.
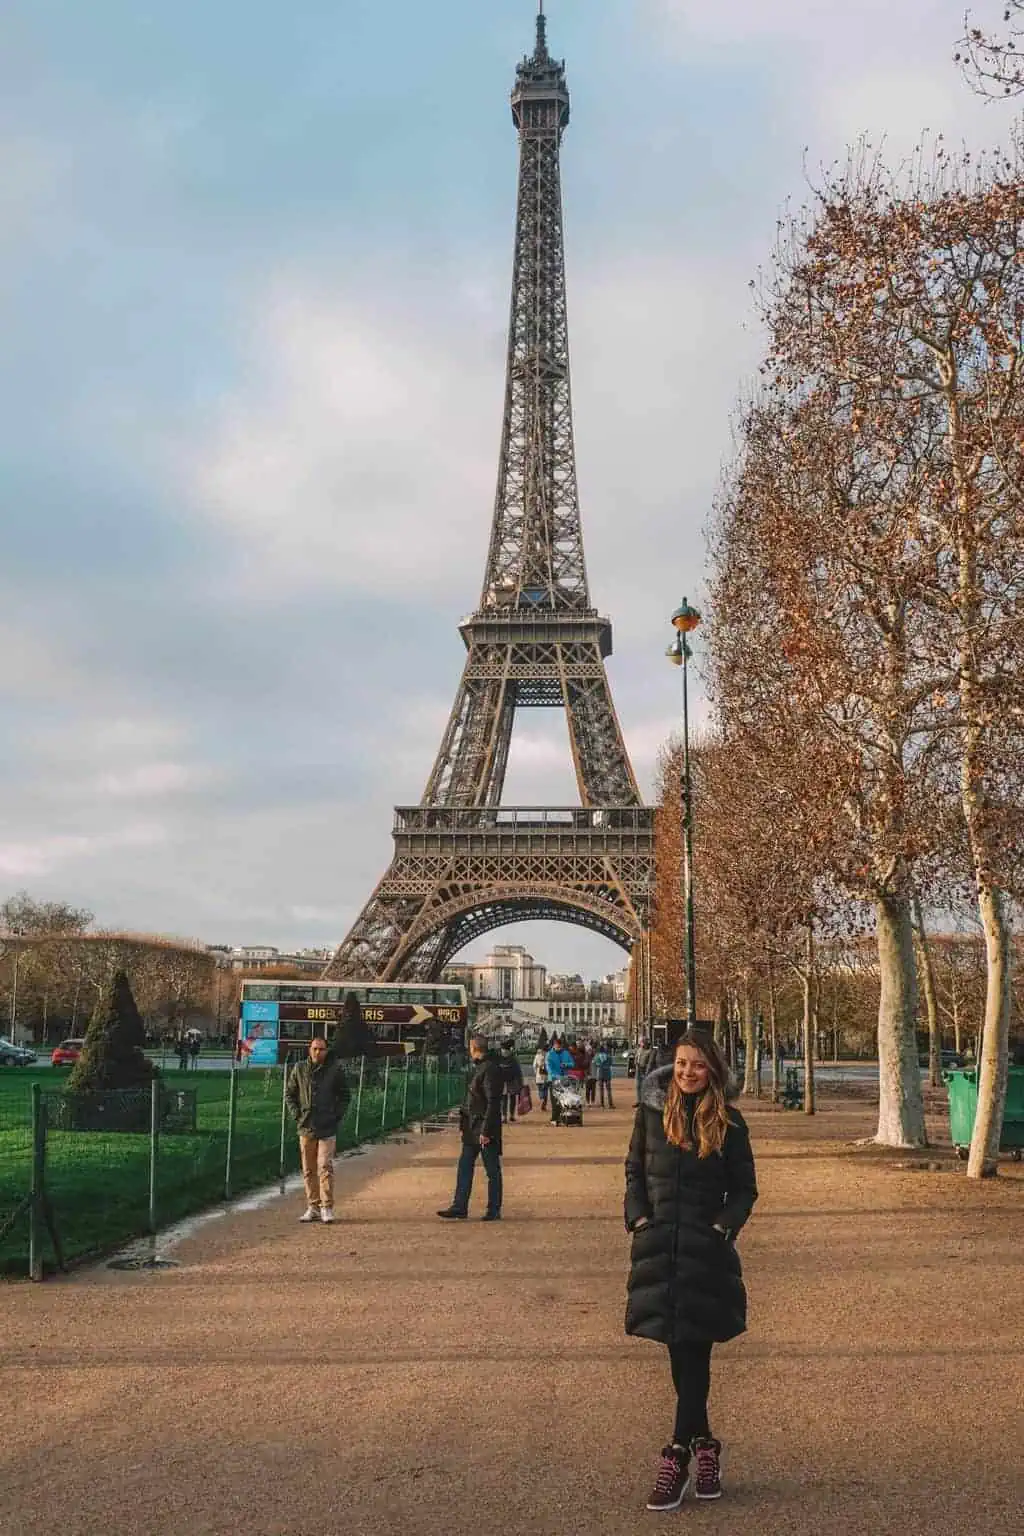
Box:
324, 9, 654, 984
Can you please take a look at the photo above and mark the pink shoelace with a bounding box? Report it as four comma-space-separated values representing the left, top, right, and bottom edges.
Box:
694, 1443, 718, 1491
654, 1451, 683, 1494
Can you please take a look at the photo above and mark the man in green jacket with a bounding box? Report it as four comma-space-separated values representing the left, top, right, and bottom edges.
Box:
285, 1038, 351, 1224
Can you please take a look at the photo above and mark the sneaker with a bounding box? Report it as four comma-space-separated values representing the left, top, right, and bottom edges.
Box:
645, 1446, 689, 1512
320, 1208, 335, 1224
436, 1208, 468, 1220
692, 1437, 722, 1500
299, 1207, 318, 1223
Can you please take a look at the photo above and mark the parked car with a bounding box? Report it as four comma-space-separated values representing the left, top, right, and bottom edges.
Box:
51, 1038, 86, 1067
920, 1048, 964, 1070
0, 1035, 37, 1067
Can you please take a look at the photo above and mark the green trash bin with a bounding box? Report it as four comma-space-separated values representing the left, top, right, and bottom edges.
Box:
943, 1066, 1024, 1161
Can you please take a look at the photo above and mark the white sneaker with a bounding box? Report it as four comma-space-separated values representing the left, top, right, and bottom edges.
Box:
299, 1207, 318, 1223
320, 1208, 335, 1224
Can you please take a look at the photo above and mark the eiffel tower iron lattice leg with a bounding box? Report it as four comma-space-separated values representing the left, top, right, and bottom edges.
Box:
324, 11, 653, 984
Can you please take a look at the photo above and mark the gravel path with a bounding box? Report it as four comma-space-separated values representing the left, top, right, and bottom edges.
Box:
2, 1097, 1021, 1535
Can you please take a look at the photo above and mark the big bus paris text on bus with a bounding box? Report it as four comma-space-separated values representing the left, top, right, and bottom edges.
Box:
237, 980, 469, 1065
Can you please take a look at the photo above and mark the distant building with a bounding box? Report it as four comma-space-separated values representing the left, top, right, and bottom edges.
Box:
445, 944, 547, 1002
214, 946, 332, 975
548, 972, 587, 1002
446, 953, 626, 1032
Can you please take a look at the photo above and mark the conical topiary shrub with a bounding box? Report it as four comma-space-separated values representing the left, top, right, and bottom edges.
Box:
330, 990, 372, 1061
68, 969, 154, 1093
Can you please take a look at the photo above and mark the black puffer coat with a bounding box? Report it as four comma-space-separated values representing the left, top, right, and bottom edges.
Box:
625, 1066, 758, 1345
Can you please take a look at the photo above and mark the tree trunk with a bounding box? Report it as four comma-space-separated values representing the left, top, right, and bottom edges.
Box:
802, 926, 816, 1116
875, 893, 926, 1147
967, 885, 1012, 1179
742, 983, 760, 1097
952, 987, 962, 1058
767, 952, 780, 1103
715, 994, 728, 1054
912, 893, 942, 1089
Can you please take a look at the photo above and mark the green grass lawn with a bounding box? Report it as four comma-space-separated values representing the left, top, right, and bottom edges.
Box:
0, 1063, 463, 1277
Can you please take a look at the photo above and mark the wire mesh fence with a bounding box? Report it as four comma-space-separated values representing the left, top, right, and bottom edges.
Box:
0, 1054, 465, 1279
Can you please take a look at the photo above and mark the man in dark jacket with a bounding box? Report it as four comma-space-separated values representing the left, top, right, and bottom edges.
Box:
498, 1040, 524, 1124
286, 1037, 351, 1225
438, 1034, 504, 1222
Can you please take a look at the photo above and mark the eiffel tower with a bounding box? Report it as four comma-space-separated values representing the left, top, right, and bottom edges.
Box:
324, 6, 654, 984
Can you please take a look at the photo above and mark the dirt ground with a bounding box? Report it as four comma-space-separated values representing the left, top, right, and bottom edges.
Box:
2, 1094, 1022, 1536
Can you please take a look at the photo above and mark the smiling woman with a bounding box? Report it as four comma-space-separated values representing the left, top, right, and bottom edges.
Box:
624, 1030, 758, 1512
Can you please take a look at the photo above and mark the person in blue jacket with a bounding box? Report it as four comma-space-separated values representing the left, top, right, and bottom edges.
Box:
545, 1036, 575, 1124
593, 1043, 615, 1108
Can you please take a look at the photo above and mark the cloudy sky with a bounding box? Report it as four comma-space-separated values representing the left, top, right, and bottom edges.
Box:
0, 1, 1010, 975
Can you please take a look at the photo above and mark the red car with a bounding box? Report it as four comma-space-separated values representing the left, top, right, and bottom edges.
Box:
51, 1037, 85, 1067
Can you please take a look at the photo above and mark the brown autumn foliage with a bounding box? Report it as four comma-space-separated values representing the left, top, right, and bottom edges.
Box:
690, 141, 1024, 1160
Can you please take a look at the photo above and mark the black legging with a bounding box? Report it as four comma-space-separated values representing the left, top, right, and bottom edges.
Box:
668, 1340, 712, 1447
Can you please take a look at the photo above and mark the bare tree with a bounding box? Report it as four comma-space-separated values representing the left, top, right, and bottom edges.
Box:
958, 4, 1024, 96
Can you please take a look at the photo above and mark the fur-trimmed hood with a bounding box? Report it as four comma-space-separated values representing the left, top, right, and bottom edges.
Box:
639, 1063, 675, 1111
639, 1062, 740, 1113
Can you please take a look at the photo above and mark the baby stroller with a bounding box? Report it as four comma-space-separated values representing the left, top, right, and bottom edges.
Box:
551, 1075, 584, 1127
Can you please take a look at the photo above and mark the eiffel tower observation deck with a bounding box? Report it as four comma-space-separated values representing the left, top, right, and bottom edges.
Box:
324, 6, 654, 983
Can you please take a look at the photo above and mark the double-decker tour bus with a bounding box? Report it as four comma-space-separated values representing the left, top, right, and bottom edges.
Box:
237, 980, 468, 1065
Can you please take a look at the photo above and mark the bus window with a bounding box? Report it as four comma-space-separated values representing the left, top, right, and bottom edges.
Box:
282, 1020, 315, 1043
242, 983, 278, 1002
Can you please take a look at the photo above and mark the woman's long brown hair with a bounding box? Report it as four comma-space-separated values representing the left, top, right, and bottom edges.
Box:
663, 1030, 732, 1158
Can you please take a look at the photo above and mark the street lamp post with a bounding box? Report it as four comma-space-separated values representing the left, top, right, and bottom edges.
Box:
667, 599, 702, 1027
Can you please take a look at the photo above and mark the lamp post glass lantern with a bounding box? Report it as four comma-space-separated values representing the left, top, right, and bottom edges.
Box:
667, 598, 701, 1025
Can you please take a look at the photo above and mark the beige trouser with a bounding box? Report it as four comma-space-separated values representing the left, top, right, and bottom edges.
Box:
299, 1134, 336, 1210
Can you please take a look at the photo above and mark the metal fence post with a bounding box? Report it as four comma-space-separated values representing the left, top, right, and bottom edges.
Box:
279, 1057, 290, 1189
149, 1077, 160, 1237
381, 1056, 391, 1131
352, 1056, 366, 1140
224, 1064, 238, 1200
29, 1083, 43, 1282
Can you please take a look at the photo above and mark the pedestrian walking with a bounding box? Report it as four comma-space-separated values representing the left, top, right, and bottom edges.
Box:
546, 1036, 574, 1125
584, 1042, 598, 1106
499, 1040, 524, 1124
285, 1037, 352, 1225
438, 1034, 504, 1222
624, 1030, 758, 1512
594, 1043, 615, 1108
533, 1043, 550, 1111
